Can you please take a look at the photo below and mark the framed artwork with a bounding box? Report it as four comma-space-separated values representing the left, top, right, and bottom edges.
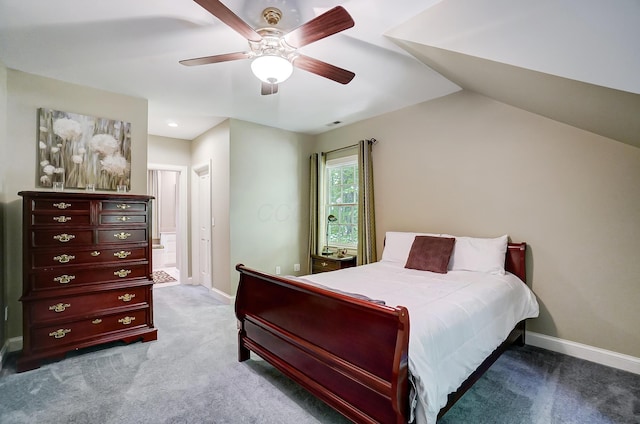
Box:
37, 108, 131, 190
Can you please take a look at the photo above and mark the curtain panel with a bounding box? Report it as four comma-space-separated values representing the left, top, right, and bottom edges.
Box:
307, 153, 320, 273
357, 139, 377, 265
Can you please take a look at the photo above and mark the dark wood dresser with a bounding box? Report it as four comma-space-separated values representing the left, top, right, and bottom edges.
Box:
17, 191, 157, 372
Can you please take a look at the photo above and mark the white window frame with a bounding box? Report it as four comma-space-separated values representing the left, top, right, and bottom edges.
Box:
323, 155, 358, 251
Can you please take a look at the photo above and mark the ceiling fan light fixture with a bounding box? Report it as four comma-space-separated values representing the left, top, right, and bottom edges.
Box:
251, 55, 293, 84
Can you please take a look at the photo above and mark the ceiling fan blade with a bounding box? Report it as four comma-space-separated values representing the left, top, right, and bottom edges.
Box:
261, 82, 278, 95
284, 6, 354, 48
293, 55, 355, 85
194, 0, 262, 42
179, 51, 250, 66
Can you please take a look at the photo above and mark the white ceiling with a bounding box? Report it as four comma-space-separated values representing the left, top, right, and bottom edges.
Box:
1, 0, 638, 142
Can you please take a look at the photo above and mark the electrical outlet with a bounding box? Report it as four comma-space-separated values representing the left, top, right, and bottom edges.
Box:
275, 266, 281, 275
293, 263, 300, 272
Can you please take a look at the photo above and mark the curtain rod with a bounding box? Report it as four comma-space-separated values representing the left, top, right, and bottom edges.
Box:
323, 138, 377, 155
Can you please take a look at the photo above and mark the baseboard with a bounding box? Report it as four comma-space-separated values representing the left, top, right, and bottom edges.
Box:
8, 337, 22, 352
0, 337, 23, 370
526, 331, 640, 375
0, 340, 6, 370
209, 287, 234, 305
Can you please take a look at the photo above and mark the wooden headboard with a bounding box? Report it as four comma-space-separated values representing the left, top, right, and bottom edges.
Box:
381, 237, 527, 284
506, 242, 527, 283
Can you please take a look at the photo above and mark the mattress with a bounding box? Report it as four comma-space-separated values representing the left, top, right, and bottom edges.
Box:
300, 261, 539, 424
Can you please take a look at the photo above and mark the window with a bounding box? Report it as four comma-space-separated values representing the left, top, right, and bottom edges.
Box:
325, 156, 358, 249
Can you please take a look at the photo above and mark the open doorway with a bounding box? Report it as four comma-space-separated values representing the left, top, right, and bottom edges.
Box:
147, 164, 189, 285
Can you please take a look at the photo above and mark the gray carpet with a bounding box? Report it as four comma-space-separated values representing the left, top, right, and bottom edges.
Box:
1, 284, 639, 424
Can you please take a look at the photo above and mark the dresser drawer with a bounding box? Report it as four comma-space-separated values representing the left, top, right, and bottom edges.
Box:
87, 246, 148, 263
311, 254, 357, 274
29, 286, 150, 323
30, 229, 94, 247
31, 213, 91, 226
29, 263, 150, 290
32, 199, 90, 212
100, 201, 148, 213
312, 258, 342, 272
98, 229, 147, 244
32, 246, 147, 268
31, 308, 150, 351
99, 214, 148, 225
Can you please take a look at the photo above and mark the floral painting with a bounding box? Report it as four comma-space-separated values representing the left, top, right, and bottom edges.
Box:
37, 108, 131, 190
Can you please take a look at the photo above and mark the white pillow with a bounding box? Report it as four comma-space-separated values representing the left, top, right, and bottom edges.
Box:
447, 234, 508, 275
381, 231, 441, 264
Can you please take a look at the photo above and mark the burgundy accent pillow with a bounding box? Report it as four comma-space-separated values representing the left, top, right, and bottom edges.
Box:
405, 236, 455, 273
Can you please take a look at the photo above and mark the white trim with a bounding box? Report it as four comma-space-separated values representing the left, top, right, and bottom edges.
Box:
209, 287, 234, 305
326, 154, 357, 167
1, 336, 23, 370
7, 336, 22, 352
0, 340, 6, 369
191, 161, 212, 289
192, 162, 210, 176
527, 331, 640, 375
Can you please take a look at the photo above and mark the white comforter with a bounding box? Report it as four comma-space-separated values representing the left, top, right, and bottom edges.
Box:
300, 260, 539, 424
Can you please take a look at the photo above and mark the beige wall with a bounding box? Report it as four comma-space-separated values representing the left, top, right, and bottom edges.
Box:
3, 69, 149, 339
315, 90, 640, 358
190, 120, 231, 294
229, 119, 314, 293
189, 118, 313, 296
148, 134, 191, 166
184, 118, 314, 297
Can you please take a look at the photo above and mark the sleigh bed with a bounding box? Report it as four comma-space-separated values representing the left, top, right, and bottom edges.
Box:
235, 232, 539, 423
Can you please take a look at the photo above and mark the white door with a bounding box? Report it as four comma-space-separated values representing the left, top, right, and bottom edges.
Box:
198, 172, 212, 289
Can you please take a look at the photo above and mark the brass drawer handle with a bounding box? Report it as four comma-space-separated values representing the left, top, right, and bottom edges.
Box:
321, 262, 328, 267
118, 293, 136, 302
53, 202, 71, 210
114, 232, 131, 240
116, 204, 131, 210
114, 250, 131, 259
53, 254, 75, 264
92, 319, 102, 325
54, 274, 75, 284
49, 303, 71, 313
49, 329, 71, 339
117, 216, 131, 222
53, 216, 71, 223
53, 233, 75, 243
114, 269, 132, 278
91, 251, 101, 256
118, 316, 135, 325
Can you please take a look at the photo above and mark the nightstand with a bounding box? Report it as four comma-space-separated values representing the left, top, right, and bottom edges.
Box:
311, 254, 357, 274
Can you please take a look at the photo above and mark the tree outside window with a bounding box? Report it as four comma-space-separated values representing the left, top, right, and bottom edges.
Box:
325, 157, 358, 248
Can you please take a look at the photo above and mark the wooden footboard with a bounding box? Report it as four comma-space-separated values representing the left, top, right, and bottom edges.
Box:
235, 264, 410, 424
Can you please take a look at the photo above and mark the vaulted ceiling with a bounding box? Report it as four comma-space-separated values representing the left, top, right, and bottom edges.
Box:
1, 0, 638, 147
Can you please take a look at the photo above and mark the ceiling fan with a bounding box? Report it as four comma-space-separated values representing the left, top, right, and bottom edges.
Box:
180, 0, 356, 95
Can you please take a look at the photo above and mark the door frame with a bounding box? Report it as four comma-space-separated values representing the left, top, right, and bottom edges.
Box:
192, 161, 212, 288
147, 163, 189, 285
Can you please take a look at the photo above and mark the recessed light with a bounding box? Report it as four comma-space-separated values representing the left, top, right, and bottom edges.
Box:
167, 121, 178, 128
